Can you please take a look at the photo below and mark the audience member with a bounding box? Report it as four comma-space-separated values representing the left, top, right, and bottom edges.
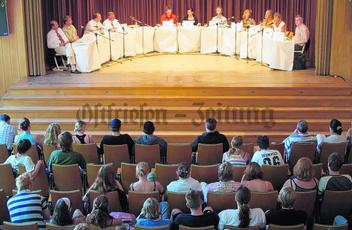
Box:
50, 197, 84, 226
72, 120, 94, 144
251, 136, 284, 166
218, 186, 266, 229
317, 119, 347, 147
283, 157, 319, 191
171, 190, 219, 230
222, 136, 250, 166
192, 118, 229, 153
136, 198, 172, 227
14, 117, 37, 145
44, 123, 61, 147
241, 162, 274, 192
0, 114, 17, 154
135, 121, 167, 163
167, 163, 201, 192
266, 187, 307, 226
130, 162, 164, 194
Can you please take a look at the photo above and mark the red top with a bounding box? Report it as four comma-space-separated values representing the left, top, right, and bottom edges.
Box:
160, 14, 178, 25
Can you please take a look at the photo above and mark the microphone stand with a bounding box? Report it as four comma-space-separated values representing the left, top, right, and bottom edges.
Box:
130, 16, 151, 55
108, 29, 112, 61
216, 22, 219, 54
246, 27, 249, 62
261, 29, 264, 64
234, 22, 238, 59
122, 27, 126, 58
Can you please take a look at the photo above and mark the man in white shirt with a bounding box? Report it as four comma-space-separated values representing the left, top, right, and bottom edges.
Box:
103, 11, 122, 32
85, 12, 104, 34
251, 136, 284, 166
47, 20, 77, 72
210, 7, 227, 27
293, 15, 309, 46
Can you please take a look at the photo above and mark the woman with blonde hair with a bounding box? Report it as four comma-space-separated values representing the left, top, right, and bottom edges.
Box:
129, 162, 164, 194
44, 123, 61, 147
261, 9, 274, 27
222, 136, 250, 166
272, 12, 286, 32
282, 157, 319, 191
72, 120, 94, 144
241, 9, 256, 29
136, 198, 172, 227
207, 162, 241, 193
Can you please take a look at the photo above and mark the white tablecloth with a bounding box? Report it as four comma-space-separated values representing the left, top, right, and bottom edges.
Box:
178, 27, 201, 53
72, 34, 101, 73
200, 27, 221, 54
154, 27, 177, 53
110, 32, 123, 61
135, 27, 155, 54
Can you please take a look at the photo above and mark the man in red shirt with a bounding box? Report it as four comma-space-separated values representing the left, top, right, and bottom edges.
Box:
160, 6, 178, 25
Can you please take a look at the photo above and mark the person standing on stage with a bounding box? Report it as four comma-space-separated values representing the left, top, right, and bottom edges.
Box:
85, 12, 104, 34
261, 10, 274, 28
62, 16, 79, 43
160, 6, 178, 25
241, 9, 256, 29
272, 12, 286, 32
182, 8, 199, 26
210, 6, 227, 27
293, 15, 309, 46
103, 11, 122, 32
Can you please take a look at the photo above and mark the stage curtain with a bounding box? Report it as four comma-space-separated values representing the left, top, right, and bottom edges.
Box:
43, 0, 317, 66
25, 0, 46, 76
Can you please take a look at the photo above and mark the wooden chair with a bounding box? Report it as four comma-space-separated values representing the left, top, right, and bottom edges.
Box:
249, 191, 278, 212
191, 164, 218, 184
135, 225, 171, 230
135, 144, 161, 166
269, 224, 304, 230
341, 163, 352, 177
46, 223, 76, 230
88, 190, 122, 212
73, 144, 100, 164
320, 190, 352, 224
104, 144, 130, 173
262, 164, 289, 190
312, 163, 323, 180
155, 163, 178, 188
207, 191, 236, 213
167, 191, 188, 213
179, 225, 215, 230
241, 143, 254, 159
231, 165, 246, 182
86, 163, 113, 187
313, 223, 348, 230
224, 226, 260, 230
197, 143, 223, 165
289, 143, 316, 170
52, 164, 83, 191
0, 189, 10, 224
270, 143, 285, 159
43, 144, 57, 165
3, 222, 38, 230
0, 144, 8, 163
0, 163, 16, 196
167, 143, 192, 164
128, 191, 160, 216
121, 163, 137, 192
19, 163, 50, 197
320, 142, 348, 172
294, 191, 317, 218
50, 190, 84, 212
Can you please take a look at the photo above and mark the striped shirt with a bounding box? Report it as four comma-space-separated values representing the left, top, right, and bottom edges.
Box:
222, 150, 250, 166
0, 121, 17, 150
283, 133, 317, 161
7, 190, 47, 229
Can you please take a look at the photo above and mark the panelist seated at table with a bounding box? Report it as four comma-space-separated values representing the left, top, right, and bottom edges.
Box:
272, 12, 286, 32
260, 9, 274, 28
182, 8, 199, 26
62, 15, 79, 43
293, 15, 309, 46
210, 6, 227, 27
160, 6, 178, 26
85, 12, 105, 34
103, 11, 122, 32
241, 9, 256, 29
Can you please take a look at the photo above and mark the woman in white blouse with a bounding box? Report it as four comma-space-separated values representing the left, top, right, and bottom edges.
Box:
272, 12, 286, 32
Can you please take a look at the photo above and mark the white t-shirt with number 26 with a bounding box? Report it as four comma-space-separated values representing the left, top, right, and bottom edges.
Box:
251, 149, 284, 166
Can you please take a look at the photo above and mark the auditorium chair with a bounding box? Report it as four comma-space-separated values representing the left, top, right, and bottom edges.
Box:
268, 224, 304, 230
0, 163, 16, 196
50, 190, 84, 213
167, 143, 192, 164
293, 190, 317, 218
103, 144, 130, 173
320, 142, 348, 173
13, 144, 40, 163
241, 143, 255, 159
86, 163, 114, 187
231, 165, 246, 182
135, 225, 170, 230
52, 164, 83, 191
0, 189, 10, 224
207, 191, 236, 213
341, 163, 352, 177
155, 163, 178, 188
128, 191, 159, 216
249, 191, 278, 212
179, 226, 215, 230
289, 143, 316, 170
190, 164, 218, 184
121, 163, 137, 192
88, 190, 122, 212
43, 144, 57, 166
270, 143, 285, 159
73, 143, 100, 164
0, 144, 8, 163
3, 222, 38, 230
18, 163, 50, 197
262, 164, 289, 190
135, 144, 161, 165
319, 190, 352, 224
167, 191, 188, 214
313, 223, 348, 230
224, 226, 260, 230
46, 223, 75, 230
197, 143, 223, 165
312, 163, 323, 180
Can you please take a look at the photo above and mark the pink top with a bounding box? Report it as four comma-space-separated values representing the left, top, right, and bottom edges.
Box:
242, 179, 274, 192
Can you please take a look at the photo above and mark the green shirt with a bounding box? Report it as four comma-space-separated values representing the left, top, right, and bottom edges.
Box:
48, 149, 86, 170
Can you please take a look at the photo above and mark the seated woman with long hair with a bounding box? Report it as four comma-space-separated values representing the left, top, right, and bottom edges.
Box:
241, 162, 274, 192
222, 136, 250, 166
50, 198, 84, 226
136, 198, 172, 227
130, 162, 164, 194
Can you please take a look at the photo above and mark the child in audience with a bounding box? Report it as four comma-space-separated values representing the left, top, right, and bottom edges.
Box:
241, 162, 274, 192
136, 198, 172, 227
222, 136, 250, 166
251, 136, 284, 166
72, 120, 94, 144
167, 163, 201, 192
44, 123, 61, 147
50, 198, 84, 225
130, 161, 164, 194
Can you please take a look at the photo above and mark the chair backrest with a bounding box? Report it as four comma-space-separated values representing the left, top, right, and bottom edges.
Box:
190, 164, 218, 184
73, 144, 100, 164
167, 191, 188, 213
43, 144, 57, 165
128, 191, 160, 216
241, 143, 254, 159
0, 144, 8, 163
270, 143, 285, 159
313, 223, 348, 230
179, 225, 215, 230
197, 143, 223, 165
12, 144, 40, 163
46, 223, 76, 230
155, 163, 179, 188
167, 143, 192, 164
224, 226, 260, 230
88, 190, 122, 212
249, 191, 278, 212
293, 191, 317, 217
52, 164, 82, 191
135, 225, 171, 230
121, 163, 137, 192
0, 163, 16, 196
104, 144, 130, 173
86, 163, 113, 187
289, 143, 316, 170
320, 190, 352, 224
3, 221, 38, 230
341, 163, 352, 177
207, 191, 236, 213
0, 189, 10, 224
50, 190, 84, 212
269, 224, 304, 230
320, 142, 348, 173
135, 144, 160, 166
312, 163, 323, 180
26, 163, 50, 197
262, 164, 289, 190
231, 165, 246, 182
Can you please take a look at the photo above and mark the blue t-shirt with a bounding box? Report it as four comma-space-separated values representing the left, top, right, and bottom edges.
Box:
136, 218, 172, 227
16, 133, 35, 145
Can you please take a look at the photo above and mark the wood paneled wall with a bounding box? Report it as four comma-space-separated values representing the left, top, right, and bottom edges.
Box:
0, 0, 28, 97
330, 0, 352, 83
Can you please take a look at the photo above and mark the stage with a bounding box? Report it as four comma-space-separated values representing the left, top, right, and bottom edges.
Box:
1, 54, 352, 143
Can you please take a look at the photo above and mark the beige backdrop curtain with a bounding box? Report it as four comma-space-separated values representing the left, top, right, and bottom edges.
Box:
24, 0, 46, 76
315, 0, 334, 75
